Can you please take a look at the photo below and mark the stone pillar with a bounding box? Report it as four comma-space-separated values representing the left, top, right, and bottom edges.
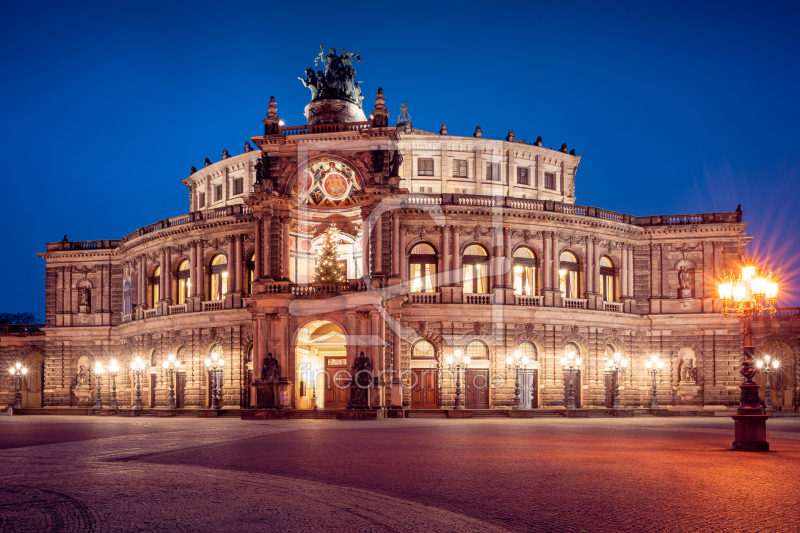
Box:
400, 225, 407, 283
593, 239, 601, 301
234, 235, 243, 293
374, 215, 383, 275
584, 236, 593, 296
227, 237, 237, 294
159, 249, 167, 303
442, 225, 451, 287
392, 328, 402, 405
551, 233, 559, 293
362, 222, 370, 281
263, 216, 272, 279
281, 216, 291, 281
254, 217, 262, 280
491, 228, 502, 289
138, 257, 146, 307
189, 243, 197, 297
197, 240, 205, 299
621, 245, 628, 298
452, 226, 461, 287
346, 312, 357, 407
627, 247, 634, 302
371, 311, 383, 408
503, 228, 512, 288
165, 247, 172, 303
542, 231, 551, 291
391, 213, 400, 278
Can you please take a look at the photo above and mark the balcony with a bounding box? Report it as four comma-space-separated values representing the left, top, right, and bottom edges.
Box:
143, 308, 158, 319
603, 301, 623, 313
563, 298, 588, 310
410, 292, 441, 304
168, 304, 187, 315
515, 295, 543, 307
465, 294, 492, 305
201, 300, 223, 312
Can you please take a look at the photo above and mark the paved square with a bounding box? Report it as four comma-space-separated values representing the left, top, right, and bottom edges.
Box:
1, 416, 799, 532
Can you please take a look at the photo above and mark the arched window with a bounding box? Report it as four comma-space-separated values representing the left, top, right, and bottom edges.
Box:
600, 256, 615, 302
149, 266, 160, 309
513, 247, 537, 296
462, 244, 490, 294
409, 243, 437, 293
246, 344, 253, 363
210, 254, 228, 301
559, 251, 579, 299
246, 252, 255, 295
412, 340, 435, 358
466, 340, 489, 359
518, 340, 537, 361
177, 260, 191, 305
149, 349, 156, 367
123, 282, 131, 315
176, 346, 186, 363
564, 342, 580, 357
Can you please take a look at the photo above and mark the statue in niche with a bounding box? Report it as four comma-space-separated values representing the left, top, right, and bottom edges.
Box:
75, 365, 90, 386
680, 357, 696, 383
388, 150, 403, 177
678, 266, 690, 290
254, 154, 274, 191
256, 352, 279, 409
350, 351, 372, 408
260, 352, 279, 383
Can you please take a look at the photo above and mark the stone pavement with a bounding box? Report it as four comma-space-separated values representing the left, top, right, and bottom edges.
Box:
0, 416, 799, 532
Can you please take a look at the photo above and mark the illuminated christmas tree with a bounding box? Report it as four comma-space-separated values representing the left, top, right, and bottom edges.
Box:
314, 224, 346, 283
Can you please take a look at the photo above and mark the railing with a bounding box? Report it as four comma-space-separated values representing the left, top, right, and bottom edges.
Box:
280, 121, 372, 136
201, 300, 223, 312
168, 304, 187, 315
407, 194, 442, 205
114, 204, 252, 244
291, 283, 350, 296
563, 298, 588, 310
122, 314, 132, 323
143, 308, 158, 319
557, 204, 588, 216
0, 324, 44, 334
603, 301, 623, 313
755, 307, 800, 318
507, 199, 544, 210
465, 294, 492, 305
515, 295, 543, 306
410, 292, 441, 304
458, 196, 495, 207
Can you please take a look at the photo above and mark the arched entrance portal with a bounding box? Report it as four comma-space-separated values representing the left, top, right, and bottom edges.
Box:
295, 320, 348, 409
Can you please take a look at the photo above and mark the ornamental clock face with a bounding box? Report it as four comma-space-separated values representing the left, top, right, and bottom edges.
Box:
293, 160, 361, 208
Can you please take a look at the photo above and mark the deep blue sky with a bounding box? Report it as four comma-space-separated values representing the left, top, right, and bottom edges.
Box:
3, 0, 800, 318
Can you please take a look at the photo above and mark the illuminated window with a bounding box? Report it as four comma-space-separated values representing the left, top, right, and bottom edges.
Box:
412, 340, 435, 358
453, 159, 467, 178
513, 247, 537, 296
518, 340, 537, 361
210, 254, 228, 301
149, 266, 160, 309
564, 342, 580, 357
544, 172, 555, 190
559, 251, 579, 299
462, 244, 489, 294
517, 166, 529, 185
466, 340, 488, 359
177, 260, 191, 305
418, 158, 434, 176
409, 243, 437, 293
246, 252, 255, 294
600, 256, 615, 302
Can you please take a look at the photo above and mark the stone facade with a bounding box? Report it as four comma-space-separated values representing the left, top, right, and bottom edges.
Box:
2, 84, 799, 413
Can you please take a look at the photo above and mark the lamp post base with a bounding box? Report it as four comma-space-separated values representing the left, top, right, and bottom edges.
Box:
732, 415, 769, 452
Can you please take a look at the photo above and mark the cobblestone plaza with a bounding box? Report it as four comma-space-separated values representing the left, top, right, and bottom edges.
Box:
1, 416, 799, 532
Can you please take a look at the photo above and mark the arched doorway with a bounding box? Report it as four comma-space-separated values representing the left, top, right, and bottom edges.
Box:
756, 340, 796, 410
295, 320, 348, 409
20, 353, 44, 408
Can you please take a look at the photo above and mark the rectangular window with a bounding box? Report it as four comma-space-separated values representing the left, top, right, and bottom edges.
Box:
517, 167, 529, 185
602, 274, 614, 302
452, 159, 467, 178
513, 266, 536, 295
559, 270, 578, 299
233, 178, 243, 195
544, 172, 556, 190
418, 158, 434, 176
215, 185, 223, 202
486, 162, 500, 181
199, 192, 205, 208
410, 263, 437, 293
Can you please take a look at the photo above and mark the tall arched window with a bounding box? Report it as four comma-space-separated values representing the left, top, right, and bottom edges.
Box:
409, 243, 437, 293
518, 340, 537, 361
246, 252, 255, 295
123, 282, 131, 315
559, 251, 579, 299
513, 247, 537, 296
210, 254, 228, 301
149, 266, 160, 309
564, 342, 580, 357
462, 244, 490, 294
412, 340, 435, 358
466, 340, 489, 359
177, 260, 191, 305
600, 256, 615, 302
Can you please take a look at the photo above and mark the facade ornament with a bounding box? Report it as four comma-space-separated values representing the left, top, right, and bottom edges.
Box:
680, 356, 696, 384
244, 141, 252, 153
388, 149, 403, 177
300, 46, 364, 109
396, 102, 411, 126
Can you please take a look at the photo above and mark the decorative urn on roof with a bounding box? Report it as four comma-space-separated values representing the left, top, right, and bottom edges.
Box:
298, 45, 368, 124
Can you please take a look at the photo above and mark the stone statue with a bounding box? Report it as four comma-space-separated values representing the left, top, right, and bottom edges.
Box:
681, 357, 695, 383
79, 287, 90, 307
260, 352, 279, 383
350, 351, 372, 408
76, 365, 90, 386
678, 266, 690, 290
388, 150, 403, 177
254, 153, 273, 190
300, 46, 364, 108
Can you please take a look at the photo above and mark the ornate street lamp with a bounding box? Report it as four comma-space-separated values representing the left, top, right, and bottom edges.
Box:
205, 351, 225, 409
445, 349, 470, 411
560, 350, 582, 410
756, 355, 780, 410
94, 362, 104, 410
644, 355, 664, 410
505, 349, 531, 410
132, 356, 146, 410
718, 256, 779, 451
162, 354, 181, 410
604, 352, 628, 410
108, 359, 119, 410
8, 363, 28, 410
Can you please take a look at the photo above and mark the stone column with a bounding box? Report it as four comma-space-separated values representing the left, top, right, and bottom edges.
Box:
392, 328, 402, 405
492, 228, 503, 289
159, 249, 167, 302
542, 231, 551, 291
227, 237, 237, 293
346, 312, 357, 406
374, 215, 383, 275
371, 311, 383, 408
165, 247, 172, 303
584, 236, 593, 296
442, 224, 451, 287
263, 216, 272, 279
197, 240, 205, 299
103, 264, 111, 312
254, 217, 262, 280
362, 221, 370, 281
392, 213, 400, 278
503, 228, 512, 288
234, 235, 243, 293
551, 233, 559, 292
281, 216, 291, 281
189, 243, 197, 297
593, 239, 601, 300
400, 225, 407, 283
452, 226, 461, 287
621, 244, 628, 298
138, 257, 146, 307
278, 313, 290, 383
627, 246, 634, 302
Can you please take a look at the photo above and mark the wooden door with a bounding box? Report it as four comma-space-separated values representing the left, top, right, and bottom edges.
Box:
175, 373, 186, 408
518, 369, 537, 409
465, 369, 490, 409
150, 374, 157, 407
604, 372, 615, 408
411, 369, 438, 409
324, 357, 349, 408
21, 360, 43, 408
564, 369, 581, 407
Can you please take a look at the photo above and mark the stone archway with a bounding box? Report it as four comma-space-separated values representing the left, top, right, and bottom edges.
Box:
294, 320, 348, 409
